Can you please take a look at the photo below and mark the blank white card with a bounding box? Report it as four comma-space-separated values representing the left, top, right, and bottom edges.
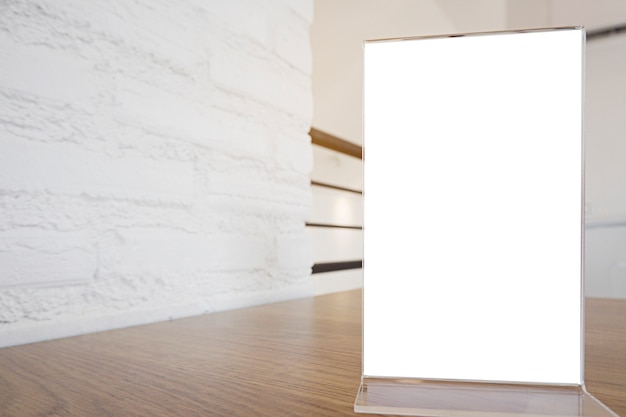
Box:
363, 29, 583, 384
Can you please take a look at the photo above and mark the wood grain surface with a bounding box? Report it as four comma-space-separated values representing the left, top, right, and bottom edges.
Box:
310, 127, 363, 160
0, 290, 624, 417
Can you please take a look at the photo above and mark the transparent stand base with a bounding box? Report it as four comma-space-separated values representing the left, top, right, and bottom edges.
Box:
355, 378, 620, 417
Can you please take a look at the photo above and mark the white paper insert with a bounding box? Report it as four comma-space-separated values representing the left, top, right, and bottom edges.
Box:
363, 29, 583, 384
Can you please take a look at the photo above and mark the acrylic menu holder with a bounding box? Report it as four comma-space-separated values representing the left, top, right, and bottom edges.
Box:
356, 27, 620, 417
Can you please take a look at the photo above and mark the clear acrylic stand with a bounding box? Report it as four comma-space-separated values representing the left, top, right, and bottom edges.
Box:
358, 27, 620, 417
355, 379, 619, 417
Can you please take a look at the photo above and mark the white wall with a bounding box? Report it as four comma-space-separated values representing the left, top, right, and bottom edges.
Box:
0, 0, 314, 347
585, 34, 626, 223
311, 0, 507, 145
584, 33, 626, 297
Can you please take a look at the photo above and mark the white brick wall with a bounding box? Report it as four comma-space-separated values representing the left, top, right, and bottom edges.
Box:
0, 136, 195, 203
0, 230, 97, 288
0, 0, 314, 347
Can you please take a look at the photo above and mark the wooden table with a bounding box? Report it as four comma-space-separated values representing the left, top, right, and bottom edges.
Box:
0, 290, 624, 416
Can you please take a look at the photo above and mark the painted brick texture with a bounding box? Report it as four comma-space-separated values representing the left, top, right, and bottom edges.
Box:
0, 0, 314, 347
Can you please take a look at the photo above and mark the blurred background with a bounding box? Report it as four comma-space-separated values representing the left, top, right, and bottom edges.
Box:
1, 0, 625, 348
310, 0, 626, 298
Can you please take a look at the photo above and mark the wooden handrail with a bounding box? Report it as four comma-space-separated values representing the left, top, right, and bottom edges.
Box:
311, 180, 362, 195
309, 127, 362, 160
312, 260, 362, 274
306, 222, 362, 230
587, 24, 626, 40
